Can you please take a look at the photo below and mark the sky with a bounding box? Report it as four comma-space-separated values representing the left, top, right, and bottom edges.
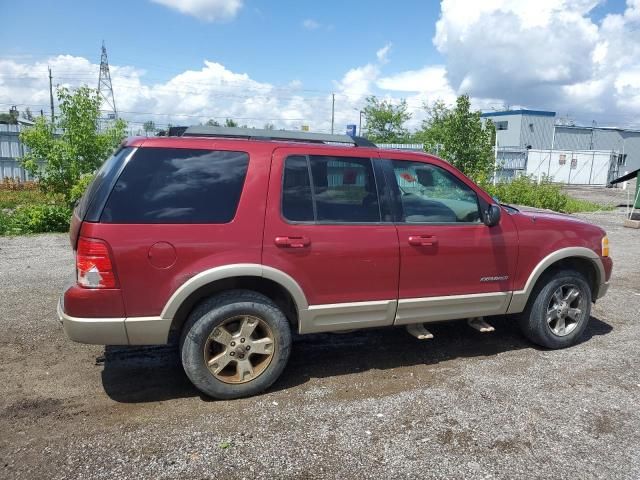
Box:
0, 0, 639, 134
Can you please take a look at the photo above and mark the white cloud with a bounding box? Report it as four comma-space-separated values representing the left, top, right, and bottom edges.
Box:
377, 65, 455, 100
376, 43, 392, 64
433, 0, 640, 126
302, 19, 321, 30
0, 54, 360, 134
334, 63, 379, 101
150, 0, 243, 22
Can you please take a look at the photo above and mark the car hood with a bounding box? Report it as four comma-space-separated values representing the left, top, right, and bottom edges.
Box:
513, 205, 604, 230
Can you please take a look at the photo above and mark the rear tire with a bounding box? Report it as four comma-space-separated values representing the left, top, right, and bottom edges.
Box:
518, 270, 592, 349
180, 290, 292, 399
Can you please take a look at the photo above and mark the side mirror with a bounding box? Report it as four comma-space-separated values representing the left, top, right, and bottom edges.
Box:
484, 204, 501, 227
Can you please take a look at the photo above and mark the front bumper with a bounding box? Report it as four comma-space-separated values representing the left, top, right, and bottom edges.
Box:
596, 281, 610, 299
57, 297, 129, 345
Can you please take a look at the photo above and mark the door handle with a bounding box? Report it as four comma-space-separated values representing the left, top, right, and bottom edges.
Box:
275, 236, 310, 248
408, 235, 438, 247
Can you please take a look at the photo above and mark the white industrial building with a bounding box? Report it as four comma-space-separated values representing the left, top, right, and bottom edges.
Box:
481, 109, 640, 185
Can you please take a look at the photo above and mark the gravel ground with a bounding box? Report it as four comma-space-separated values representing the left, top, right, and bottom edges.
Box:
1, 208, 639, 479
562, 181, 637, 209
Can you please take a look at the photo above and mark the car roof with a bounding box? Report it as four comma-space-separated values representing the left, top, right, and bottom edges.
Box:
123, 135, 440, 163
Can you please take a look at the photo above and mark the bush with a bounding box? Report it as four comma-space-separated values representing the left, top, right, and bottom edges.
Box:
0, 204, 72, 235
483, 176, 605, 213
0, 188, 48, 209
1, 178, 39, 191
69, 174, 95, 206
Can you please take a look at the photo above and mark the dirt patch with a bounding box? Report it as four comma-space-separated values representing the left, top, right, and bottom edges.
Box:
1, 218, 640, 479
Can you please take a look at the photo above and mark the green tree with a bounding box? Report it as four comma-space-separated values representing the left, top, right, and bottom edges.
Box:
263, 122, 275, 130
224, 118, 238, 127
20, 86, 127, 203
416, 95, 495, 183
0, 109, 19, 124
362, 96, 411, 143
143, 120, 156, 135
206, 119, 220, 126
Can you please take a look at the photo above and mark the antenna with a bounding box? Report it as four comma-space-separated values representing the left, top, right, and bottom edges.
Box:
97, 41, 117, 119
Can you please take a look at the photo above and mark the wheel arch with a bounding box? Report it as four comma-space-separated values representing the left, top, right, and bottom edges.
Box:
507, 247, 604, 314
162, 264, 307, 340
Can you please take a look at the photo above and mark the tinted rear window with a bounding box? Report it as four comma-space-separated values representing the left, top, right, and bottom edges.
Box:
76, 147, 133, 221
101, 148, 249, 224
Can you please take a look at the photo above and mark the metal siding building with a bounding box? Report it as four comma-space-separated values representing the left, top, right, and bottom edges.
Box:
482, 110, 556, 149
0, 124, 34, 181
481, 109, 640, 184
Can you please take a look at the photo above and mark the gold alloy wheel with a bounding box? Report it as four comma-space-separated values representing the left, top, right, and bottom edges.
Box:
203, 315, 276, 384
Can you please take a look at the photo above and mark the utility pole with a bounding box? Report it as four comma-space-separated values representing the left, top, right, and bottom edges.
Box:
331, 93, 335, 134
48, 66, 54, 123
98, 41, 117, 119
492, 129, 499, 186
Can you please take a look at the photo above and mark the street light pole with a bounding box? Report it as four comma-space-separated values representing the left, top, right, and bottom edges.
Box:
359, 110, 364, 136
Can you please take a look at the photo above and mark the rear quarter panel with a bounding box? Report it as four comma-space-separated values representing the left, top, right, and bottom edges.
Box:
80, 141, 273, 318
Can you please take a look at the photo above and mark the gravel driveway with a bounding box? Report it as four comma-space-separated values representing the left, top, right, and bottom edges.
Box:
1, 210, 639, 479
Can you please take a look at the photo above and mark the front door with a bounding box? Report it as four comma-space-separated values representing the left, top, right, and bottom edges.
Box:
382, 156, 518, 325
262, 147, 400, 333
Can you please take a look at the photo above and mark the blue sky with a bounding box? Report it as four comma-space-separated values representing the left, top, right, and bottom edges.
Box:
1, 0, 443, 88
0, 0, 638, 132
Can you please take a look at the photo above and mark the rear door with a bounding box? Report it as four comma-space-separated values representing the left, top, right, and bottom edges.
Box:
382, 154, 518, 325
262, 147, 400, 333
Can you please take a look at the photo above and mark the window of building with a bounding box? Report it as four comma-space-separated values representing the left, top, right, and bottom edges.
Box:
101, 148, 249, 223
389, 160, 481, 223
618, 154, 627, 166
559, 154, 566, 165
282, 155, 380, 223
495, 121, 508, 131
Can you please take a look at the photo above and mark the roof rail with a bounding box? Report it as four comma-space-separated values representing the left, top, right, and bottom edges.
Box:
180, 125, 377, 148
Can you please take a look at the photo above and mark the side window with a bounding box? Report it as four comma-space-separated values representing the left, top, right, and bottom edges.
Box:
281, 155, 381, 223
390, 160, 481, 223
282, 155, 314, 221
101, 148, 249, 223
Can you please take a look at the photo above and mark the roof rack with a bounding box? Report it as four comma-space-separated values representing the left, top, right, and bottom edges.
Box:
179, 125, 377, 148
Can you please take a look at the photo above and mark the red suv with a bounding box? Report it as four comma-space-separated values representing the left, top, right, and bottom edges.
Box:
58, 126, 612, 399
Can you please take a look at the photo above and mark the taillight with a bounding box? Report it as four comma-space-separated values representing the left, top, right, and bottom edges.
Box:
76, 237, 117, 288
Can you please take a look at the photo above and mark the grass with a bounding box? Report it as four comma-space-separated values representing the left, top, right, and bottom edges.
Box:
564, 196, 611, 213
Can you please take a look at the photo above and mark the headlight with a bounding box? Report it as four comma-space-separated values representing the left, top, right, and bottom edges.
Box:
601, 235, 609, 257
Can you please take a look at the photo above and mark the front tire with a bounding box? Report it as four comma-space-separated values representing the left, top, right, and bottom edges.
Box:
518, 270, 592, 349
180, 290, 292, 399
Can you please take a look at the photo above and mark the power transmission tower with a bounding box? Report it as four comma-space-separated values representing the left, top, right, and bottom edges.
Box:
97, 41, 117, 119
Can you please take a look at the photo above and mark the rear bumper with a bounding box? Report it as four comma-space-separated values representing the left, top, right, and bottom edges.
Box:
57, 296, 171, 345
58, 297, 129, 345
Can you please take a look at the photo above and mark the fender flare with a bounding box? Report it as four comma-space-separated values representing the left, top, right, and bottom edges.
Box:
506, 247, 604, 314
160, 263, 309, 321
